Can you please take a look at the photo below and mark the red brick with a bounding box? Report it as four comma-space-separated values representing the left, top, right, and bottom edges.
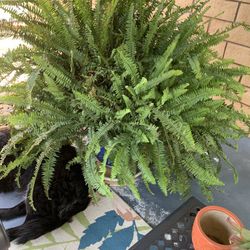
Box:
241, 75, 250, 88
237, 3, 250, 25
242, 88, 250, 106
224, 43, 250, 66
234, 102, 250, 115
212, 42, 227, 58
205, 0, 239, 22
175, 0, 193, 8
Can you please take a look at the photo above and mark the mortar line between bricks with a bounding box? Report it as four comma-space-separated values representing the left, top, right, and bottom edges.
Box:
226, 0, 250, 5
234, 2, 241, 22
239, 75, 244, 83
222, 42, 229, 59
240, 102, 250, 108
204, 15, 233, 24
242, 84, 250, 90
225, 40, 250, 50
206, 18, 212, 33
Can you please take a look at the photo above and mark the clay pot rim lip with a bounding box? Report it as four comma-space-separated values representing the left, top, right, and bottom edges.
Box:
196, 205, 243, 249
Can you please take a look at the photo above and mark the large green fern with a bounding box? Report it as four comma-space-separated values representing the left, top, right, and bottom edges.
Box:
0, 0, 249, 206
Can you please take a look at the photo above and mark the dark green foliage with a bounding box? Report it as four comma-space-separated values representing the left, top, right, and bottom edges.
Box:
0, 0, 249, 204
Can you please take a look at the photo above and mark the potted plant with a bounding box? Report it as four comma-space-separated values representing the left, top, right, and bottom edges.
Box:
0, 0, 249, 207
192, 206, 243, 250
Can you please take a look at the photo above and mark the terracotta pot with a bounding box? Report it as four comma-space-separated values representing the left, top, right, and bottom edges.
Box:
192, 206, 243, 250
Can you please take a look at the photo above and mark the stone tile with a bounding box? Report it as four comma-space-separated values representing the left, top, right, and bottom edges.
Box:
205, 0, 239, 22
224, 43, 250, 66
237, 3, 250, 25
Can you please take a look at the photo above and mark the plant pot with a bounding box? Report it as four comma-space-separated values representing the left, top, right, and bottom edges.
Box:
96, 147, 141, 187
96, 160, 141, 187
192, 206, 243, 250
104, 166, 141, 187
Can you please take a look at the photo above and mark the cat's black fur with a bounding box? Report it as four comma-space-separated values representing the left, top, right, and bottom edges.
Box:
0, 127, 91, 244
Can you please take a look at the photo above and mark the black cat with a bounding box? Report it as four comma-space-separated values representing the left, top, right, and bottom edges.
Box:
0, 127, 91, 244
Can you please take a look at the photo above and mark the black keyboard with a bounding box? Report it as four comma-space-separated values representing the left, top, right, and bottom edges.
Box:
129, 197, 205, 250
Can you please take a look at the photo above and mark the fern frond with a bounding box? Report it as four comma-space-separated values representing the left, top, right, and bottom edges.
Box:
131, 144, 156, 185
125, 4, 137, 58
42, 150, 57, 199
152, 141, 170, 195
28, 141, 52, 211
182, 154, 224, 187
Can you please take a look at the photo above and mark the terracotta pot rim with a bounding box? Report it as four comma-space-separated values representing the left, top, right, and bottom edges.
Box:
196, 205, 243, 249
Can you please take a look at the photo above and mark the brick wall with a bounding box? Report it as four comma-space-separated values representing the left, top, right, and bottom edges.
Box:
0, 2, 249, 115
176, 0, 250, 116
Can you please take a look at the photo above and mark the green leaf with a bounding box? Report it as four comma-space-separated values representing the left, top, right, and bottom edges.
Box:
188, 56, 202, 79
26, 69, 40, 107
115, 108, 131, 120
122, 95, 133, 109
135, 70, 183, 94
152, 35, 180, 78
73, 91, 107, 114
242, 228, 250, 241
